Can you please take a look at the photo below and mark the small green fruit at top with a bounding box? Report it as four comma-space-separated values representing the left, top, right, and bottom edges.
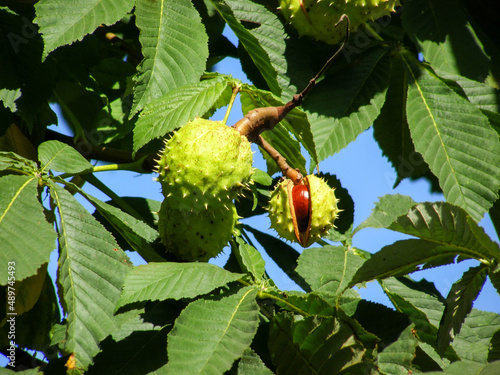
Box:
279, 0, 401, 45
158, 200, 239, 262
268, 174, 340, 247
156, 118, 253, 211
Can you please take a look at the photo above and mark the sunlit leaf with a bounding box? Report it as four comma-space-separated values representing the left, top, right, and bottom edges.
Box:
167, 286, 259, 374
131, 0, 209, 116
133, 75, 230, 152
49, 183, 130, 372
404, 58, 500, 222
38, 140, 92, 174
117, 262, 244, 309
34, 0, 134, 59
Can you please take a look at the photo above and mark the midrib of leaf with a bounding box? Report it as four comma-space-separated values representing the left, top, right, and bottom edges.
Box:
200, 287, 255, 372
406, 64, 461, 199
0, 176, 34, 224
50, 183, 129, 371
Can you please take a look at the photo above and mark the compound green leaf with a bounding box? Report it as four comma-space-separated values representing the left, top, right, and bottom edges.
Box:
297, 246, 364, 298
268, 312, 366, 375
437, 265, 488, 354
304, 47, 390, 163
49, 183, 130, 372
167, 286, 259, 374
404, 59, 500, 222
131, 0, 209, 116
133, 75, 230, 152
210, 0, 280, 95
34, 0, 134, 59
117, 262, 244, 309
0, 175, 56, 285
38, 140, 92, 174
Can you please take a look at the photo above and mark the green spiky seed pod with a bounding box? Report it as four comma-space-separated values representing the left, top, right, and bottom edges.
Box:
279, 0, 401, 45
268, 174, 340, 247
158, 200, 239, 261
156, 118, 253, 211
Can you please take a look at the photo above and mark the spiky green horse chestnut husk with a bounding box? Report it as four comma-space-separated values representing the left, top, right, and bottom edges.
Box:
158, 200, 239, 261
268, 174, 340, 247
280, 0, 401, 45
156, 118, 254, 211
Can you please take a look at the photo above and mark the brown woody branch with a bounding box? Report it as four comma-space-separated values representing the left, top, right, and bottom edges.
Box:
255, 135, 303, 184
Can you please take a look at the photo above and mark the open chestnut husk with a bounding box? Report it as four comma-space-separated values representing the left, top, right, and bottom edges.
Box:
268, 174, 340, 247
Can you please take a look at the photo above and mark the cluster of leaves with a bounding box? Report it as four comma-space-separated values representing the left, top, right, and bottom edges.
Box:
1, 0, 500, 374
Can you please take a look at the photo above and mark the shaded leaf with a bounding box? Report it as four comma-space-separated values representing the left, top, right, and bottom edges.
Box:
131, 0, 209, 116
437, 265, 488, 354
167, 286, 259, 374
34, 0, 134, 59
0, 175, 56, 285
236, 348, 273, 375
402, 0, 491, 81
38, 140, 93, 174
49, 183, 130, 372
133, 75, 230, 152
304, 47, 391, 163
117, 262, 244, 309
423, 360, 500, 375
376, 325, 419, 374
0, 151, 38, 174
404, 58, 500, 222
379, 277, 460, 361
268, 312, 366, 375
373, 51, 434, 189
0, 271, 59, 352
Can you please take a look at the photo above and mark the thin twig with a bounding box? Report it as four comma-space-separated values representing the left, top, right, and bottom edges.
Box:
233, 15, 350, 140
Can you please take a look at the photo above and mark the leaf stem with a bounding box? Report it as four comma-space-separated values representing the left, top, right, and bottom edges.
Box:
257, 290, 310, 317
223, 84, 240, 125
58, 156, 149, 180
363, 23, 384, 42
